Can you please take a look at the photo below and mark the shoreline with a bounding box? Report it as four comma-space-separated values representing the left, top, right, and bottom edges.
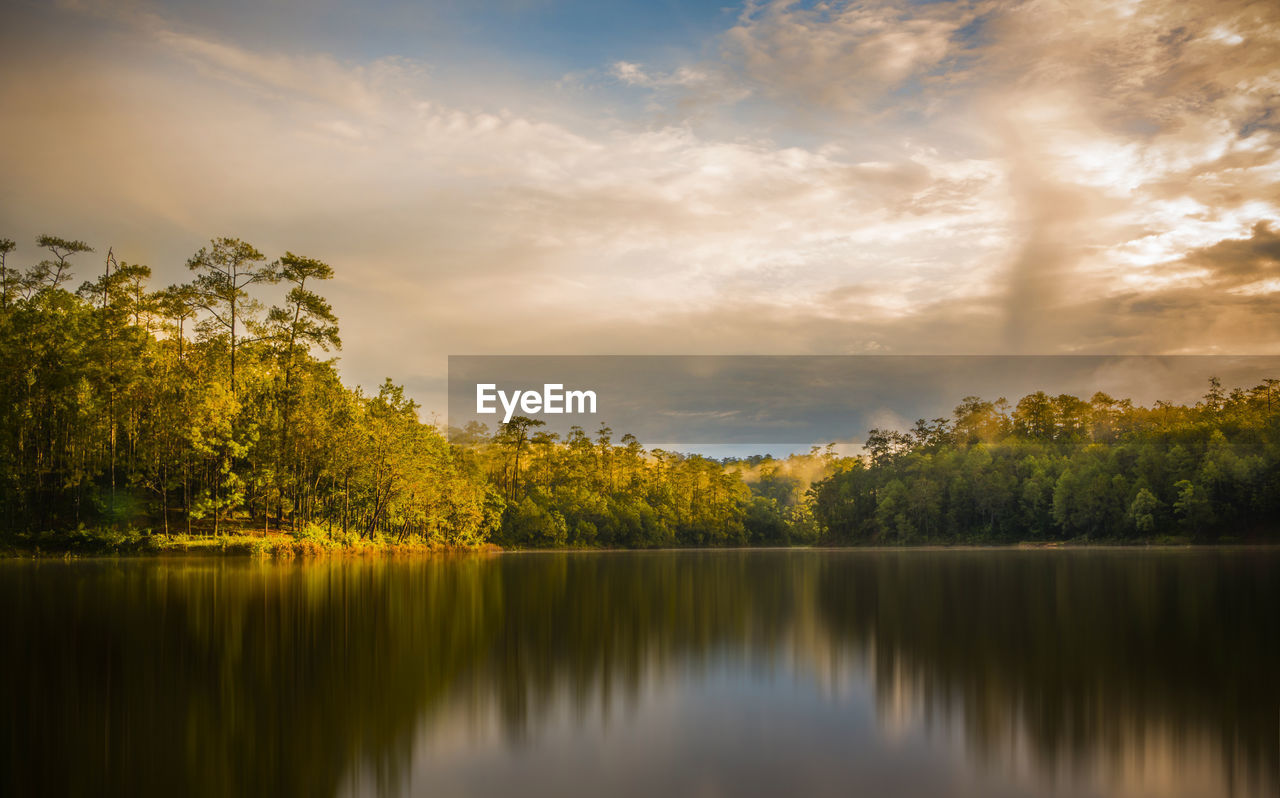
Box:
0, 529, 503, 560
4, 529, 1275, 560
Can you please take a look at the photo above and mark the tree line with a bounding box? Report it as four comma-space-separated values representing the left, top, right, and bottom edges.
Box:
452, 417, 827, 547
811, 381, 1280, 543
0, 234, 491, 546
1, 232, 1276, 548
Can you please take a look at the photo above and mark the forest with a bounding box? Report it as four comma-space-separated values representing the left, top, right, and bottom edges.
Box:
1, 233, 1277, 552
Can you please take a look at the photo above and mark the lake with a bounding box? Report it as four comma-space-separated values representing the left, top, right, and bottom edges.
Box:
2, 549, 1276, 797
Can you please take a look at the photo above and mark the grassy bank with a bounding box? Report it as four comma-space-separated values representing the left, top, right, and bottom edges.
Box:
0, 525, 502, 559
5, 526, 1248, 559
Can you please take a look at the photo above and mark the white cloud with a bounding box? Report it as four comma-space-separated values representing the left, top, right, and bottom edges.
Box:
2, 0, 1279, 413
720, 0, 989, 113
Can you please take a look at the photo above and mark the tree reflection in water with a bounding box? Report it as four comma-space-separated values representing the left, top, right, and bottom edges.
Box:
2, 549, 1275, 797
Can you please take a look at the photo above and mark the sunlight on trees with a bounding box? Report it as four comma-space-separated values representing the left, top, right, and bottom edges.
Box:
0, 231, 1277, 548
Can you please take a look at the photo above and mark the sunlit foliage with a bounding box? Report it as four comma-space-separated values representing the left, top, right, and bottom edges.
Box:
1, 231, 1275, 547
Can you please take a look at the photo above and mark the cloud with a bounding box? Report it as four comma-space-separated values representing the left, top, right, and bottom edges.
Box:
1, 0, 1279, 417
973, 0, 1280, 349
611, 62, 715, 90
153, 27, 430, 114
720, 0, 988, 114
1185, 221, 1280, 287
602, 1, 1280, 353
0, 5, 1010, 405
607, 60, 752, 121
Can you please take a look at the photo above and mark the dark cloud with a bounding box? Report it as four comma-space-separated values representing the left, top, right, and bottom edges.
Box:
1184, 221, 1280, 285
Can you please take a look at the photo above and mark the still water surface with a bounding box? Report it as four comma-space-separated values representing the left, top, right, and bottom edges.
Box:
2, 549, 1277, 797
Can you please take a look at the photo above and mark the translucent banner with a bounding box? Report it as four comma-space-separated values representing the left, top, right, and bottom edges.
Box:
447, 355, 1280, 449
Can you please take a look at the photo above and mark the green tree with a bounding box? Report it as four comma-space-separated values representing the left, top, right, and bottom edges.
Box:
1173, 479, 1214, 537
266, 252, 340, 526
0, 237, 17, 310
1128, 487, 1160, 534
187, 238, 277, 397
26, 235, 93, 293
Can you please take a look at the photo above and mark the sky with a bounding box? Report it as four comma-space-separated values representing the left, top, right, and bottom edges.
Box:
1, 0, 1279, 416
447, 355, 1280, 454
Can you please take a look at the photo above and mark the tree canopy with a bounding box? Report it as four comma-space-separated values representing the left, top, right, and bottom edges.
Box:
1, 231, 1277, 549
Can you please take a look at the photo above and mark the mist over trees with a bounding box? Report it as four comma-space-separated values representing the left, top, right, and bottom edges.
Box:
0, 232, 1277, 549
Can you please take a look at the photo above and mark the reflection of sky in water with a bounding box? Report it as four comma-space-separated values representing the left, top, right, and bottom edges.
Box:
368, 662, 948, 798
4, 550, 1275, 798
366, 662, 1249, 798
335, 550, 1274, 798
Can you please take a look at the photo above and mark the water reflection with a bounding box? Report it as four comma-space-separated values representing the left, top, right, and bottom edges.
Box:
1, 550, 1275, 797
